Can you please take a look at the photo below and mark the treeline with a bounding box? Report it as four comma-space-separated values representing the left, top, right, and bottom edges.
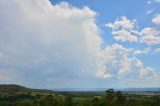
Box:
0, 89, 160, 106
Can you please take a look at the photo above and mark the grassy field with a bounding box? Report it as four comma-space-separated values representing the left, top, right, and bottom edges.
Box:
0, 84, 160, 106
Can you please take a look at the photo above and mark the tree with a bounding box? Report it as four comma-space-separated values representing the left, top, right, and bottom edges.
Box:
116, 91, 126, 105
105, 89, 115, 102
39, 95, 58, 106
65, 95, 73, 106
91, 97, 99, 106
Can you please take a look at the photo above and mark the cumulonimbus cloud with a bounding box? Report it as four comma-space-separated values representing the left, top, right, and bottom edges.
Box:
0, 0, 102, 88
0, 0, 159, 88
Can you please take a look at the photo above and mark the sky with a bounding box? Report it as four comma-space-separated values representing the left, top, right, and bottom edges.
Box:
0, 0, 160, 89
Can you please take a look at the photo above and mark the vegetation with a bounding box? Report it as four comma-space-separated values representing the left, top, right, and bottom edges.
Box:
0, 84, 160, 106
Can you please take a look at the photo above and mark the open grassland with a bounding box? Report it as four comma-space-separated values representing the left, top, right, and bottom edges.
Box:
0, 84, 160, 106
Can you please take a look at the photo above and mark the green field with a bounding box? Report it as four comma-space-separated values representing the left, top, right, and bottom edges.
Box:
0, 84, 160, 106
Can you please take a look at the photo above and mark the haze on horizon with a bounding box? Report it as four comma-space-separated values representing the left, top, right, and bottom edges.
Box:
0, 0, 160, 89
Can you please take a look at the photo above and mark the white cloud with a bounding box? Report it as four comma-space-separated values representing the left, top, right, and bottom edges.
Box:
105, 16, 138, 42
96, 70, 111, 78
106, 16, 136, 30
155, 0, 160, 3
147, 0, 152, 4
154, 48, 160, 53
146, 0, 160, 4
146, 9, 154, 15
106, 16, 160, 46
134, 48, 150, 55
105, 15, 160, 86
152, 14, 160, 25
140, 67, 156, 78
113, 34, 137, 42
140, 27, 160, 45
96, 44, 157, 79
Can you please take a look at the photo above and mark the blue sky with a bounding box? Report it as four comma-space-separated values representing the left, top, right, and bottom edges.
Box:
0, 0, 160, 89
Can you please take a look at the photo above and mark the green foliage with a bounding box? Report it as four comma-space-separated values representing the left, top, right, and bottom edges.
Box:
0, 85, 160, 106
105, 89, 115, 102
39, 95, 58, 106
116, 91, 126, 105
65, 95, 73, 106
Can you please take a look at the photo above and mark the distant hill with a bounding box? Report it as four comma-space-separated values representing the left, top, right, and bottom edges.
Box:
53, 88, 107, 91
53, 88, 160, 92
121, 88, 160, 92
0, 84, 55, 94
1, 84, 160, 93
0, 84, 28, 92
